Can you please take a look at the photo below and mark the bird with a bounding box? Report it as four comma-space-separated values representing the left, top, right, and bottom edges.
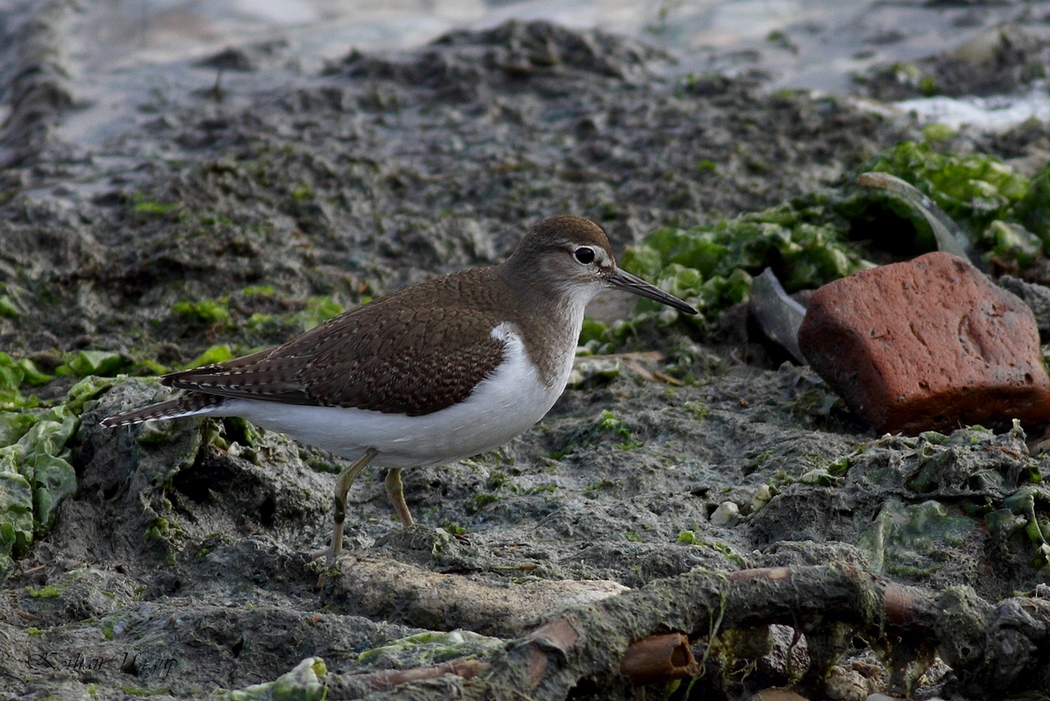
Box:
102, 215, 698, 561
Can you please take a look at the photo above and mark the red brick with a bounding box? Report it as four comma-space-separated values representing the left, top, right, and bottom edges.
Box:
797, 251, 1050, 434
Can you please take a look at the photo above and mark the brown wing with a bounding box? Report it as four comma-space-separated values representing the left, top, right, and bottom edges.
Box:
161, 273, 511, 417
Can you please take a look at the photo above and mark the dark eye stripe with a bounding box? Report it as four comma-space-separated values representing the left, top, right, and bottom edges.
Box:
574, 247, 595, 264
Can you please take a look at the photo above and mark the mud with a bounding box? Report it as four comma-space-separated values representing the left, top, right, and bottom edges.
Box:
2, 2, 1050, 700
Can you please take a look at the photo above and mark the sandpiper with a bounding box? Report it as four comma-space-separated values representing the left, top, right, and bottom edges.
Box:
102, 215, 698, 560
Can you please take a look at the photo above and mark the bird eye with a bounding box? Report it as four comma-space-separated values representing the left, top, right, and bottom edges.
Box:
574, 246, 596, 264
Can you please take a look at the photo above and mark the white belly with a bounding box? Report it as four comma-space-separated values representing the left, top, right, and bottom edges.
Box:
217, 324, 573, 469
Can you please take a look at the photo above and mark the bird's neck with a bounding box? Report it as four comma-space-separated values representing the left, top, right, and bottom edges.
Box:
497, 263, 588, 390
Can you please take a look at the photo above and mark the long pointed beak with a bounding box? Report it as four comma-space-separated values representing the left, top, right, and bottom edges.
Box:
605, 268, 698, 315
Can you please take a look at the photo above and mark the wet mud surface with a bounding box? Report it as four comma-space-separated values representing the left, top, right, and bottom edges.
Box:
2, 3, 1050, 699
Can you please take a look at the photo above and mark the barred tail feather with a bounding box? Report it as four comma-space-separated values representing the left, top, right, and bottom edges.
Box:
100, 392, 229, 428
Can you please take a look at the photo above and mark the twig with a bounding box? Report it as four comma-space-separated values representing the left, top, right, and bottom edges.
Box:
327, 563, 1050, 700
347, 632, 696, 692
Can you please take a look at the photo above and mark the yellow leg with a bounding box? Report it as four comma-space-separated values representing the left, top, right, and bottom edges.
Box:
327, 447, 379, 563
384, 468, 415, 527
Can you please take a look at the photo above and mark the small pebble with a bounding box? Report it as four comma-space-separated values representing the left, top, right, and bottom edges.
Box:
710, 501, 739, 526
751, 484, 774, 512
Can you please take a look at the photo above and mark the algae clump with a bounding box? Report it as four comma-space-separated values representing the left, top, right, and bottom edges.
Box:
0, 377, 113, 573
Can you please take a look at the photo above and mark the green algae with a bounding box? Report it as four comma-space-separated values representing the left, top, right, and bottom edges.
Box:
60, 350, 127, 378
867, 141, 1030, 233
620, 138, 1050, 337
172, 298, 232, 325
622, 196, 864, 328
859, 499, 976, 577
0, 376, 114, 573
183, 344, 235, 369
986, 485, 1050, 568
0, 352, 44, 410
217, 657, 327, 701
130, 197, 183, 218
358, 630, 498, 666
865, 140, 1050, 264
294, 296, 344, 331
549, 409, 646, 459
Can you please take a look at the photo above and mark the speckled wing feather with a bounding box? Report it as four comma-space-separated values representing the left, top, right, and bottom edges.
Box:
160, 270, 513, 417
99, 392, 229, 427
